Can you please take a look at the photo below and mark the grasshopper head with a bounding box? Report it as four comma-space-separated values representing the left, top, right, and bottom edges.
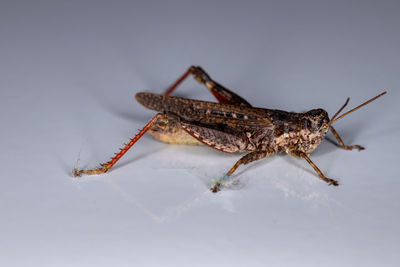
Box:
302, 109, 330, 135
299, 109, 330, 154
299, 92, 386, 154
301, 91, 386, 137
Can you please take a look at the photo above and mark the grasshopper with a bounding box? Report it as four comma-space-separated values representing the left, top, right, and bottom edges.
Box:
73, 66, 386, 192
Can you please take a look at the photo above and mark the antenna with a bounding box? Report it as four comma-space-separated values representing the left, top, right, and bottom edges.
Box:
328, 91, 387, 125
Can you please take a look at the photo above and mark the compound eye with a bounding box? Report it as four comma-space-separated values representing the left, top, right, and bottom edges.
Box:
306, 119, 313, 129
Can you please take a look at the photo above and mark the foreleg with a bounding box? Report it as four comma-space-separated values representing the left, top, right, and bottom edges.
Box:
329, 126, 365, 151
288, 150, 339, 186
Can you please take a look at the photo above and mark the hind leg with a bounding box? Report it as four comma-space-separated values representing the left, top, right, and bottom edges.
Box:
73, 113, 166, 177
151, 66, 253, 144
164, 66, 251, 106
149, 114, 202, 145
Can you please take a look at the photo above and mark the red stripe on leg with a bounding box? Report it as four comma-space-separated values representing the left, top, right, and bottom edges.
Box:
103, 113, 163, 170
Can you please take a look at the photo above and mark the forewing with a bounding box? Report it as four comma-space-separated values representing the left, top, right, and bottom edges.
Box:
135, 92, 272, 132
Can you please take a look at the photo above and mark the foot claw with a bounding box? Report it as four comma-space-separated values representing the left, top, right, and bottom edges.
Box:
345, 144, 365, 151
354, 145, 365, 151
210, 183, 221, 193
210, 175, 232, 193
327, 178, 339, 186
71, 166, 109, 177
72, 168, 82, 178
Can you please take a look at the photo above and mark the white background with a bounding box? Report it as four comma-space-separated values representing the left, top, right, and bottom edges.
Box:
1, 1, 399, 266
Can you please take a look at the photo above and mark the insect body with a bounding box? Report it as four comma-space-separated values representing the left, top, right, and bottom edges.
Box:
73, 66, 386, 192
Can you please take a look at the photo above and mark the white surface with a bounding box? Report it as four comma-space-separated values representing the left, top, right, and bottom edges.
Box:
1, 1, 399, 266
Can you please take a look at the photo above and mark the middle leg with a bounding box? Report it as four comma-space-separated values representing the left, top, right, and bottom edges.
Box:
211, 150, 276, 192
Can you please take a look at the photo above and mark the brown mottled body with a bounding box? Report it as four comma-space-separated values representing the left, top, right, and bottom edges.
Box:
135, 92, 335, 191
73, 65, 386, 192
136, 93, 330, 156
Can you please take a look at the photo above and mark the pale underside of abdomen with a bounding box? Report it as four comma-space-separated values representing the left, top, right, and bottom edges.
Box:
148, 118, 202, 146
